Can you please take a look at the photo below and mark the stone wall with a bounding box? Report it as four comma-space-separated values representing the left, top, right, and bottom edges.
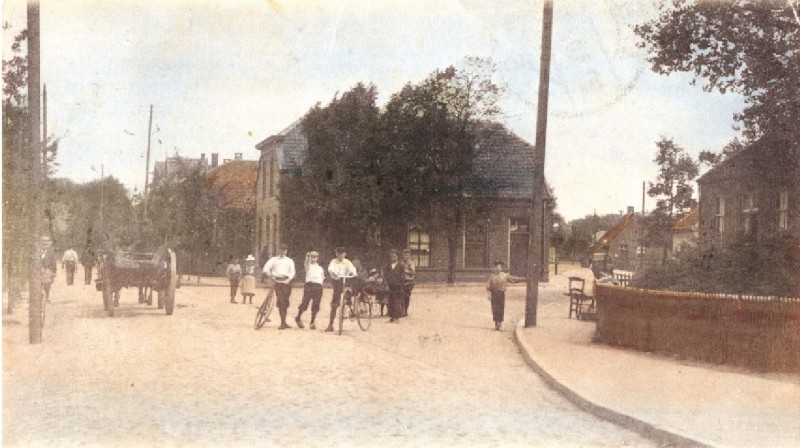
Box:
596, 284, 800, 373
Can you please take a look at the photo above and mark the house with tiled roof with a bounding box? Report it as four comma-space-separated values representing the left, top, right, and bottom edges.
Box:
254, 119, 552, 281
671, 208, 699, 254
697, 144, 798, 247
588, 207, 654, 272
203, 159, 259, 268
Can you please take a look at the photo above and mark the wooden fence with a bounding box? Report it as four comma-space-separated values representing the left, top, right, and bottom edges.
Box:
595, 285, 800, 373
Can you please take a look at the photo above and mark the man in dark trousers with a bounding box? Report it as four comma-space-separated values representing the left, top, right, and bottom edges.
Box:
382, 249, 405, 323
81, 245, 95, 285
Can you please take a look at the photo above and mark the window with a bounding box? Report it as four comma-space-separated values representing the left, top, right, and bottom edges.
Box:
261, 158, 267, 199
408, 226, 431, 267
618, 244, 629, 260
741, 193, 756, 236
464, 221, 488, 268
509, 218, 528, 233
715, 197, 725, 234
269, 157, 275, 197
778, 190, 789, 231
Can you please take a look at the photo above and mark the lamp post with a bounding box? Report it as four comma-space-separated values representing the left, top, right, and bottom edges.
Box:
552, 222, 562, 275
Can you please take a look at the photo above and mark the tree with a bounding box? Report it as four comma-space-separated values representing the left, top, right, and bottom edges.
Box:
279, 83, 383, 263
646, 137, 699, 261
379, 57, 504, 284
635, 0, 800, 159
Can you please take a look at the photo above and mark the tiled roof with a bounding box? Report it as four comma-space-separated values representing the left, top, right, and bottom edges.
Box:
671, 208, 699, 233
204, 160, 259, 211
697, 145, 798, 184
589, 213, 635, 252
469, 122, 540, 200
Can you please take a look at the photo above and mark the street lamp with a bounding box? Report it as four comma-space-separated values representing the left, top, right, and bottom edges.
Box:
552, 222, 562, 275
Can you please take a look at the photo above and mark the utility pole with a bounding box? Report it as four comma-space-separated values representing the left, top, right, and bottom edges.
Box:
28, 0, 43, 343
525, 0, 554, 327
143, 104, 153, 221
42, 83, 47, 177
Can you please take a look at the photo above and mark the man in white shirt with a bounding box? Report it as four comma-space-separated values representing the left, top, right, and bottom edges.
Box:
263, 244, 296, 329
325, 247, 357, 332
62, 248, 78, 286
294, 251, 325, 330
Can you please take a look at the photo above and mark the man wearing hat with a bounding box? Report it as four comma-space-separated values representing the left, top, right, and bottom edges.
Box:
263, 244, 296, 329
325, 247, 357, 332
294, 250, 324, 329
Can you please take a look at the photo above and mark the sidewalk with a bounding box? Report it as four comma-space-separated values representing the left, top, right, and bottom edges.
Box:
514, 279, 800, 448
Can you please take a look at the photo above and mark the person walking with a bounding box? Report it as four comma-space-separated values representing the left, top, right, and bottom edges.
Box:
325, 247, 357, 332
80, 246, 95, 285
40, 236, 57, 302
225, 257, 242, 303
295, 251, 324, 330
382, 249, 405, 323
486, 261, 525, 330
240, 255, 258, 305
62, 247, 78, 286
263, 244, 296, 330
401, 249, 415, 317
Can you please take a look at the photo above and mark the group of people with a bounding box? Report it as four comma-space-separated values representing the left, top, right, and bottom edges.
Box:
37, 237, 97, 303
225, 245, 416, 331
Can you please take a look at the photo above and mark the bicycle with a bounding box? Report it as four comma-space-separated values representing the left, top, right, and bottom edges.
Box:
254, 284, 275, 330
337, 275, 372, 335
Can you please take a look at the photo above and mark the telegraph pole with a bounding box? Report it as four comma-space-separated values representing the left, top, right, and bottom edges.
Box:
525, 0, 554, 327
28, 0, 43, 343
42, 83, 47, 177
143, 104, 153, 221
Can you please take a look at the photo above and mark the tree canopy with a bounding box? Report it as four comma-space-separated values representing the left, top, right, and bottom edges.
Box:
635, 0, 800, 154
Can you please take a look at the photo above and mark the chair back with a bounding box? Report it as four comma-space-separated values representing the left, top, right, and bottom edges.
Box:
567, 276, 585, 294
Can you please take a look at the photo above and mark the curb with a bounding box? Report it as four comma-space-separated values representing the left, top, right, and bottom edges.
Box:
512, 315, 710, 448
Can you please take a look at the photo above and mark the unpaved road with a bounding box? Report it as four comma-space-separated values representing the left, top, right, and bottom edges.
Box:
3, 275, 654, 447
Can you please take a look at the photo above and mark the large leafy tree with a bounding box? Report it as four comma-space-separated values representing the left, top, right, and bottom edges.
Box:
645, 137, 699, 260
379, 57, 503, 283
635, 0, 800, 156
279, 83, 382, 264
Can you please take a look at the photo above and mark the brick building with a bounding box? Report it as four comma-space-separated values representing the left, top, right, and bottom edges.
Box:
253, 119, 551, 281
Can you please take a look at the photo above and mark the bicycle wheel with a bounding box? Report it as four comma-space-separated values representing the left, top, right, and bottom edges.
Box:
355, 292, 371, 331
254, 290, 274, 330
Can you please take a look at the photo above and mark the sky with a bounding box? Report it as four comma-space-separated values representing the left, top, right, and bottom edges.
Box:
2, 0, 745, 221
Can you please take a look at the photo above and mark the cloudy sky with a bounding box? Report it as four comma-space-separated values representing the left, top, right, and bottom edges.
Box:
2, 0, 745, 220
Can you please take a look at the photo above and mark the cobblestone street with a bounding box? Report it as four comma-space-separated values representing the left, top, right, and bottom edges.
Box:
3, 275, 654, 447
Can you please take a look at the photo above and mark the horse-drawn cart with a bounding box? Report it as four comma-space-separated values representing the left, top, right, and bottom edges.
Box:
95, 248, 178, 317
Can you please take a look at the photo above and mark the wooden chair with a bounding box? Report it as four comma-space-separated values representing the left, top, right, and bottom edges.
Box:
565, 276, 586, 319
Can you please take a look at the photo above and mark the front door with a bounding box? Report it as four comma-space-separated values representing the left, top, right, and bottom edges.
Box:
509, 233, 528, 277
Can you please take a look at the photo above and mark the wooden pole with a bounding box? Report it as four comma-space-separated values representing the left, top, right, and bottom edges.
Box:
42, 83, 47, 177
143, 104, 153, 221
525, 0, 554, 327
28, 0, 43, 343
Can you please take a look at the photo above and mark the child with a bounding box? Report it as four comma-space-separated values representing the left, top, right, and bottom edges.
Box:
486, 261, 525, 330
240, 255, 257, 305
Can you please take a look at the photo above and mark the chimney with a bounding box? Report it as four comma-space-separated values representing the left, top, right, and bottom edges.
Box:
627, 206, 634, 215
211, 153, 219, 168
223, 158, 231, 164
234, 152, 243, 160
200, 153, 206, 166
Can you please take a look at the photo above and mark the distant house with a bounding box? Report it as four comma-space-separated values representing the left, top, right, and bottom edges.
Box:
697, 145, 798, 247
203, 159, 258, 272
671, 208, 699, 254
588, 207, 654, 272
253, 119, 551, 281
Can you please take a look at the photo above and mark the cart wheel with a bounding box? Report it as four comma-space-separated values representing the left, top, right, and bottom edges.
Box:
101, 262, 114, 317
164, 249, 177, 315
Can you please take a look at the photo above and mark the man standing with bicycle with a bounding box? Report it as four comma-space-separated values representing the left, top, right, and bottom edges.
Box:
263, 244, 296, 330
325, 247, 357, 332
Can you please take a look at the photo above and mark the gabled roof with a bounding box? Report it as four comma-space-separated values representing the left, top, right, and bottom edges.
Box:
671, 208, 699, 233
468, 122, 544, 200
590, 212, 635, 252
204, 160, 259, 211
697, 144, 798, 184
